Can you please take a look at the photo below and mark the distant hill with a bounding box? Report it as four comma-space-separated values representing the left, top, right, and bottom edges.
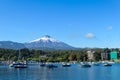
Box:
0, 41, 25, 49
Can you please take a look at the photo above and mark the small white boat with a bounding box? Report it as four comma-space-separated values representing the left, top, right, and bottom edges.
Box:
80, 62, 91, 68
80, 64, 91, 68
103, 62, 112, 67
62, 63, 71, 67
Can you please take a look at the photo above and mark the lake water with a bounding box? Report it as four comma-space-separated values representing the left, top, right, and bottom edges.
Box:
0, 63, 120, 80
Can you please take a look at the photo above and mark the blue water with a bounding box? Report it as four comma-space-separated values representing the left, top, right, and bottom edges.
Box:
0, 63, 120, 80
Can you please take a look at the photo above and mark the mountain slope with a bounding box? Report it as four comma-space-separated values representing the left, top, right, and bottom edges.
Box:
0, 41, 26, 49
24, 35, 76, 50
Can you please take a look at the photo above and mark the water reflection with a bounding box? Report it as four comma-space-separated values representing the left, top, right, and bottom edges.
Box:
0, 63, 120, 80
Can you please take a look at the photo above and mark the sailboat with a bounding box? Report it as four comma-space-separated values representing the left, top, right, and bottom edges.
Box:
9, 50, 28, 68
14, 62, 27, 68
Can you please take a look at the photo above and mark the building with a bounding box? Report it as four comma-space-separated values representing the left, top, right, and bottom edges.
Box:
87, 50, 95, 61
101, 52, 109, 60
110, 51, 118, 60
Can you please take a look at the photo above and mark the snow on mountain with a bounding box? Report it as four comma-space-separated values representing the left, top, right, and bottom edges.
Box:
25, 35, 76, 50
29, 35, 60, 43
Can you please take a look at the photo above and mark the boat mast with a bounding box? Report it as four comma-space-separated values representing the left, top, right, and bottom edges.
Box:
18, 49, 21, 61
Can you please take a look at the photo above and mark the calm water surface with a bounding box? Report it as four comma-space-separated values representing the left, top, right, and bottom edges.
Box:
0, 63, 120, 80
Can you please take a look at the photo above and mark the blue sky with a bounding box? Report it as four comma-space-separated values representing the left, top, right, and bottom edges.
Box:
0, 0, 120, 48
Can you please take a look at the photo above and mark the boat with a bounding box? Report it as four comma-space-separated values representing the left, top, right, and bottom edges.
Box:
80, 63, 91, 68
9, 62, 19, 67
62, 63, 71, 67
14, 62, 27, 68
9, 50, 28, 68
80, 57, 91, 68
46, 64, 58, 68
103, 63, 112, 66
9, 61, 28, 68
40, 63, 46, 67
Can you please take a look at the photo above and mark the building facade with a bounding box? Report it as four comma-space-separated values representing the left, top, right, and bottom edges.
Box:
110, 51, 118, 60
101, 52, 109, 60
87, 50, 95, 61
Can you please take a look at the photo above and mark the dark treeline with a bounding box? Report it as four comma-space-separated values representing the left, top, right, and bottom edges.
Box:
0, 48, 120, 62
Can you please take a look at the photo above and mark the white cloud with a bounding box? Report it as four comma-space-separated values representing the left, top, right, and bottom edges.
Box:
107, 26, 112, 30
85, 33, 95, 39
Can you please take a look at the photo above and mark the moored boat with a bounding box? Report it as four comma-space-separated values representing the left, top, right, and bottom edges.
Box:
46, 64, 58, 68
80, 63, 91, 68
40, 63, 46, 67
9, 62, 19, 67
14, 62, 27, 68
80, 57, 91, 68
62, 63, 71, 67
103, 63, 112, 66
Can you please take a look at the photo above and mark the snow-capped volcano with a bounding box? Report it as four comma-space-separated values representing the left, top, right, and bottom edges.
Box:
0, 35, 77, 50
25, 35, 76, 50
29, 35, 60, 43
